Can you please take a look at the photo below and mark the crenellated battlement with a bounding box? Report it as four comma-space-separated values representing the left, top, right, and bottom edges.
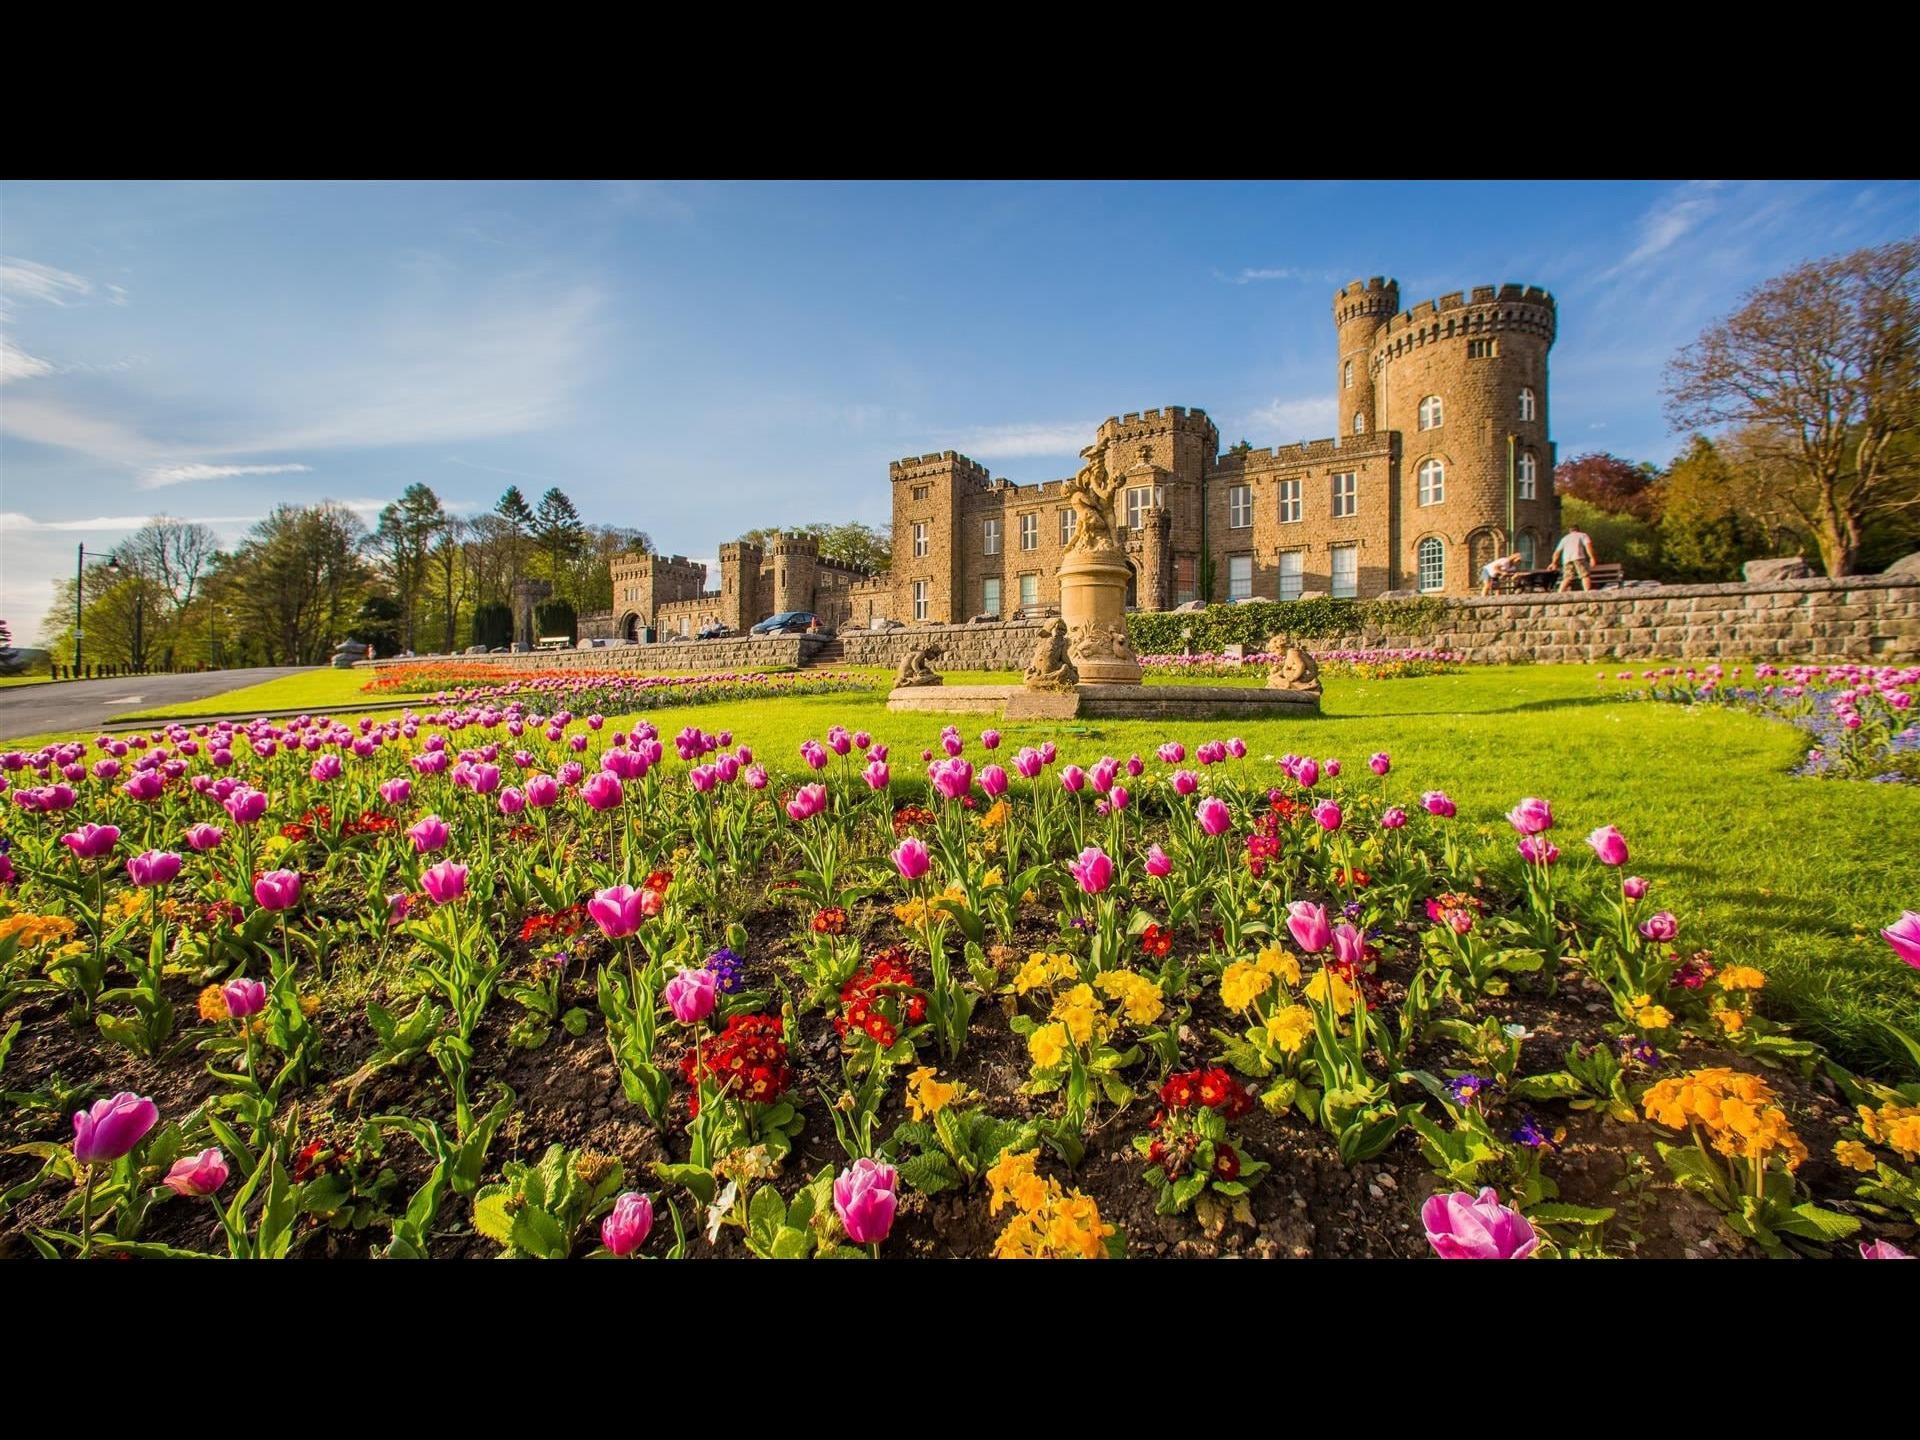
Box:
1333, 276, 1400, 328
1215, 431, 1397, 473
1096, 406, 1217, 444
1370, 280, 1558, 361
890, 451, 991, 488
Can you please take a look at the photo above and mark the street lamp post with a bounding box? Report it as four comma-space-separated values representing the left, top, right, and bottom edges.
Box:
72, 544, 121, 680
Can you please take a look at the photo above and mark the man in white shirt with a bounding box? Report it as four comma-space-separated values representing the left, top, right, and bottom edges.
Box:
1552, 528, 1595, 591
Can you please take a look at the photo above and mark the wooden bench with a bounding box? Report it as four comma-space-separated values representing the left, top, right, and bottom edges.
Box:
1492, 562, 1625, 594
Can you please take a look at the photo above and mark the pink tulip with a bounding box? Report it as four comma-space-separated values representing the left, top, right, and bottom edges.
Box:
163, 1147, 230, 1197
1369, 752, 1391, 776
310, 754, 342, 783
664, 967, 718, 1024
689, 765, 719, 793
1507, 797, 1554, 836
121, 770, 165, 802
1109, 785, 1131, 812
524, 774, 559, 809
893, 837, 931, 881
588, 885, 647, 940
408, 815, 450, 854
1638, 911, 1678, 942
253, 869, 302, 911
185, 823, 225, 852
1586, 826, 1628, 866
71, 1091, 159, 1165
388, 892, 412, 925
1144, 844, 1172, 878
223, 977, 267, 1018
1172, 769, 1199, 796
1380, 806, 1408, 829
980, 765, 1008, 799
421, 861, 468, 905
1195, 797, 1231, 837
1421, 1188, 1539, 1259
1517, 836, 1560, 866
1014, 747, 1043, 780
930, 758, 974, 801
223, 786, 269, 825
61, 823, 120, 861
1861, 1239, 1912, 1259
1622, 875, 1649, 902
1293, 757, 1319, 789
833, 1157, 898, 1245
745, 765, 769, 790
980, 730, 1001, 751
581, 773, 625, 812
863, 759, 890, 790
1421, 790, 1456, 818
1069, 846, 1113, 895
1881, 911, 1920, 969
1331, 923, 1365, 968
1286, 901, 1332, 954
126, 850, 183, 887
1060, 765, 1086, 794
1311, 800, 1342, 832
786, 783, 828, 822
498, 786, 526, 816
602, 1191, 655, 1256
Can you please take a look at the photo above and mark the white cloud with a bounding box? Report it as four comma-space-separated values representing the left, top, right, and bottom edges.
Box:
945, 422, 1095, 460
139, 461, 313, 490
0, 257, 94, 315
1598, 182, 1725, 279
1214, 265, 1339, 286
0, 335, 53, 384
0, 511, 262, 533
1239, 395, 1338, 439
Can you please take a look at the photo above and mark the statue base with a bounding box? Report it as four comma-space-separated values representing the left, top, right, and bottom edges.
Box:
1057, 546, 1141, 685
887, 684, 1319, 720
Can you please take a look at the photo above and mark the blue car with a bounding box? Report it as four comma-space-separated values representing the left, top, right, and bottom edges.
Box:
750, 611, 817, 635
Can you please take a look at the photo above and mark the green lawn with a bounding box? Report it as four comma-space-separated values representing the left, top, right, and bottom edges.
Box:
116, 667, 418, 719
0, 675, 52, 687
11, 660, 1918, 1063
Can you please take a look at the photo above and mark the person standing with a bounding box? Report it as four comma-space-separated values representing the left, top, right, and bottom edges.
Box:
1552, 526, 1595, 591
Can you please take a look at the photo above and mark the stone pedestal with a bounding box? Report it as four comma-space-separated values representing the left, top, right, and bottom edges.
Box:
1058, 546, 1141, 685
511, 579, 553, 651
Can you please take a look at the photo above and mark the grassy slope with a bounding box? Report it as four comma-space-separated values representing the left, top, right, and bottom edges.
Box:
116, 668, 421, 719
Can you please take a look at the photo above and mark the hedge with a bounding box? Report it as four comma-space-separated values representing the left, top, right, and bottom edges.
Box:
1124, 598, 1447, 654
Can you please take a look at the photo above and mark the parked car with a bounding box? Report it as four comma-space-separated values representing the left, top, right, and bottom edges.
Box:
696, 622, 735, 640
750, 611, 818, 635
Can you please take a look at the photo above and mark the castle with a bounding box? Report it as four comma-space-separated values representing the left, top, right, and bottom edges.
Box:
590, 275, 1561, 638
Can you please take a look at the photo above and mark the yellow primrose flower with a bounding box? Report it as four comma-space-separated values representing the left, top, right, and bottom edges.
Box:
982, 867, 1004, 888
1219, 961, 1274, 1012
1717, 965, 1766, 992
1013, 951, 1076, 995
1303, 968, 1354, 1011
1264, 1004, 1315, 1054
1028, 1022, 1068, 1071
1631, 994, 1673, 1029
906, 1066, 963, 1121
980, 800, 1011, 829
1050, 984, 1105, 1046
1095, 968, 1165, 1027
1713, 1007, 1744, 1035
1254, 945, 1301, 986
1833, 1139, 1877, 1173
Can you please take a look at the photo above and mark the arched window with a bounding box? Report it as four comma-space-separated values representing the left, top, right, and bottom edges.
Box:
1418, 458, 1444, 506
1516, 530, 1538, 569
1418, 394, 1443, 431
1417, 536, 1445, 593
1352, 411, 1366, 434
1343, 360, 1354, 390
1519, 387, 1536, 421
1517, 452, 1537, 499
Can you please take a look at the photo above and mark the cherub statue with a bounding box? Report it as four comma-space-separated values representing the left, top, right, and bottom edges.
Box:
1265, 634, 1321, 694
1060, 445, 1125, 555
893, 642, 945, 688
1023, 618, 1078, 692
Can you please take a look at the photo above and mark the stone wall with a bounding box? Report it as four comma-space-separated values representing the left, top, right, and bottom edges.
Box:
839, 621, 1048, 672
356, 634, 825, 676
1307, 576, 1919, 663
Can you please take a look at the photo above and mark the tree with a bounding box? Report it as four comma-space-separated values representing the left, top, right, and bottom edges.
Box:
564, 526, 651, 614
1665, 237, 1920, 576
1553, 452, 1662, 521
222, 503, 369, 665
428, 516, 471, 654
1656, 435, 1780, 582
495, 486, 536, 595
532, 488, 586, 592
365, 484, 447, 650
735, 521, 891, 573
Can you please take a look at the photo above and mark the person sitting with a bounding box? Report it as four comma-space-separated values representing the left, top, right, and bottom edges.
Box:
1552, 527, 1596, 592
1479, 552, 1524, 596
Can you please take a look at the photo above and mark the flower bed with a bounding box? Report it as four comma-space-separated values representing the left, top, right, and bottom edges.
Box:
1598, 663, 1920, 782
360, 666, 877, 715
1, 709, 1916, 1260
1142, 649, 1467, 681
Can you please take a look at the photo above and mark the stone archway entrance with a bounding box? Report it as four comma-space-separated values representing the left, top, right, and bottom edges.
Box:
623, 612, 641, 642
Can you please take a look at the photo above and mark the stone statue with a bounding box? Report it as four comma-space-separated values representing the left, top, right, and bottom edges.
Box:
1265, 635, 1322, 694
1070, 620, 1137, 667
1060, 446, 1125, 555
1023, 618, 1078, 692
893, 642, 945, 688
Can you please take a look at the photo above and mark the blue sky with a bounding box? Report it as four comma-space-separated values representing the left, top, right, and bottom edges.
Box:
3, 179, 1914, 644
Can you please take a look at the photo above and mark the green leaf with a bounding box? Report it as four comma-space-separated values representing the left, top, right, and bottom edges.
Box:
510, 1204, 572, 1259
1525, 1202, 1616, 1227
1507, 1072, 1586, 1102
896, 1152, 959, 1196
472, 1187, 515, 1246
1773, 1203, 1861, 1243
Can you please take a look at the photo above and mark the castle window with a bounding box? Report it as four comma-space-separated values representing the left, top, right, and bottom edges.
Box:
982, 577, 1002, 617
912, 580, 928, 622
1418, 395, 1444, 431
1058, 508, 1076, 546
1418, 459, 1445, 507
913, 522, 928, 559
1124, 485, 1162, 533
1518, 452, 1538, 500
1332, 472, 1357, 519
1331, 544, 1358, 599
1516, 530, 1538, 569
983, 517, 1000, 556
911, 485, 929, 501
1019, 513, 1038, 550
1019, 573, 1039, 610
1468, 338, 1498, 359
1227, 554, 1253, 601
1278, 479, 1302, 524
1228, 484, 1252, 529
1343, 360, 1353, 390
1417, 536, 1445, 593
1519, 387, 1536, 421
1278, 550, 1304, 601
1353, 411, 1366, 434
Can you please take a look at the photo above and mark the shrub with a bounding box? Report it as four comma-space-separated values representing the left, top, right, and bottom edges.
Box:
1126, 598, 1447, 655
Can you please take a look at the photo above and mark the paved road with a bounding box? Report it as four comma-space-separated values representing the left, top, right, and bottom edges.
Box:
0, 667, 311, 743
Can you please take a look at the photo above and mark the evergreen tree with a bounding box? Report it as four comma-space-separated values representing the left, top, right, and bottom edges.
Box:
495, 486, 536, 593
532, 488, 586, 592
